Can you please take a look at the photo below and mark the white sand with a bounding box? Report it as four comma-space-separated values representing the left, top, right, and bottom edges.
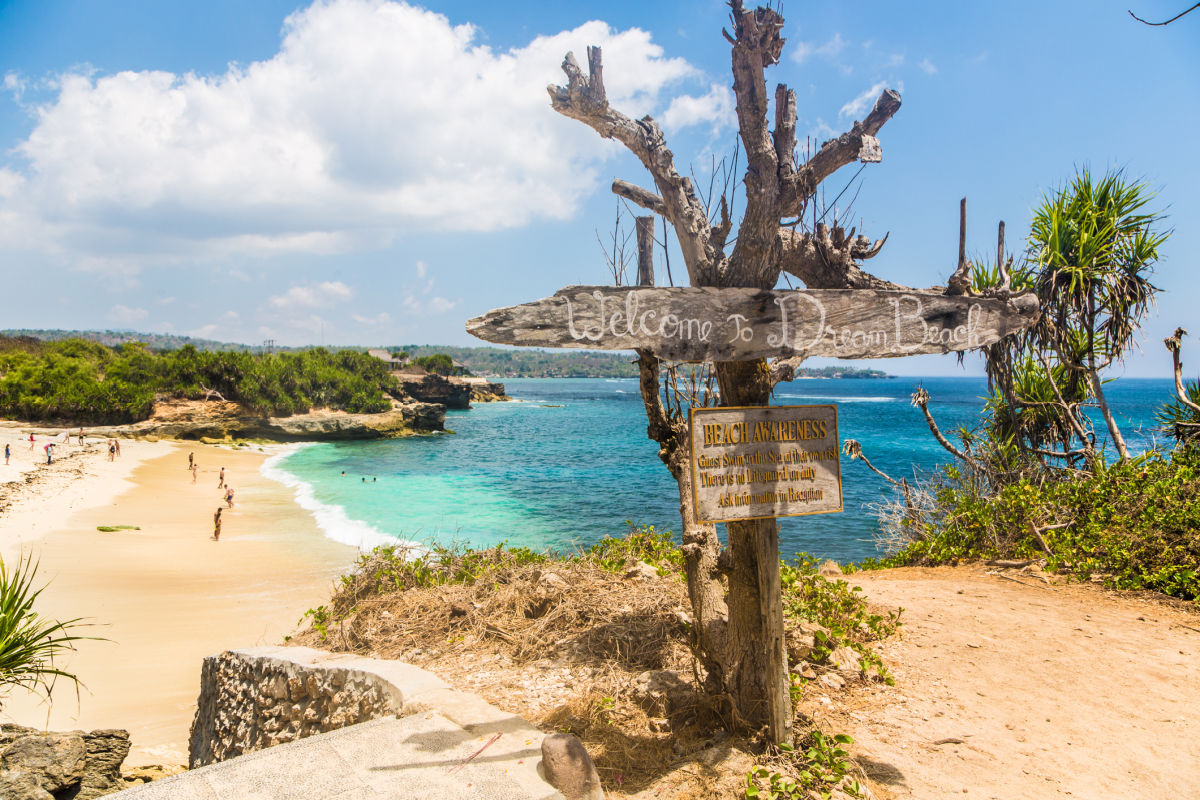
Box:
0, 429, 358, 766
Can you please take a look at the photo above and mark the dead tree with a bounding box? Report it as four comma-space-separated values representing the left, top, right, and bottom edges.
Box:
547, 2, 910, 735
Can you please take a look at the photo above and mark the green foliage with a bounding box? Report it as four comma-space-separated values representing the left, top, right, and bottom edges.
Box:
0, 338, 397, 423
781, 554, 901, 683
1158, 377, 1200, 445
412, 353, 459, 376
95, 525, 140, 532
872, 449, 1200, 601
581, 523, 683, 575
0, 556, 94, 708
746, 732, 861, 799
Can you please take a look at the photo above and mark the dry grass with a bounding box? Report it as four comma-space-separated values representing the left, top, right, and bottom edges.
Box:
290, 540, 898, 798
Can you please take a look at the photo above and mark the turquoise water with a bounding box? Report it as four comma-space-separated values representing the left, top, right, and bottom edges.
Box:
263, 376, 1175, 564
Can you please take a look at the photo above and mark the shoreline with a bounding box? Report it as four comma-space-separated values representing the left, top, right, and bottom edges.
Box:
0, 431, 358, 766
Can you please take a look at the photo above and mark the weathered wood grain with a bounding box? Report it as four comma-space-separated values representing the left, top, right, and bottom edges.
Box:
466, 285, 1039, 362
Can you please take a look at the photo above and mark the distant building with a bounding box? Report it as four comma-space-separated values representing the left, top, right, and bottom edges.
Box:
367, 349, 409, 369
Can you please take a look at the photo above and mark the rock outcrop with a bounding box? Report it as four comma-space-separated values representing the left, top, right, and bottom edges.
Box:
393, 374, 473, 410
469, 380, 510, 403
86, 399, 444, 442
0, 724, 130, 800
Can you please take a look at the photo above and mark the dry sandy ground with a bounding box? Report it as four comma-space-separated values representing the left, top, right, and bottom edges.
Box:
0, 427, 357, 766
828, 565, 1200, 800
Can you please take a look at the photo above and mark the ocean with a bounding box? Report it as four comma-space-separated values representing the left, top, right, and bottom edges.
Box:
262, 376, 1175, 564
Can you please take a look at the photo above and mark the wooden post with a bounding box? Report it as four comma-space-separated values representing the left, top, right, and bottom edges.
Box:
756, 521, 791, 744
635, 216, 655, 287
636, 216, 655, 288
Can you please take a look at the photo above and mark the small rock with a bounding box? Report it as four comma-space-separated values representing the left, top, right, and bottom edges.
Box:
827, 645, 862, 673
819, 673, 845, 690
624, 561, 659, 581
818, 559, 843, 577
538, 572, 570, 593
541, 733, 604, 800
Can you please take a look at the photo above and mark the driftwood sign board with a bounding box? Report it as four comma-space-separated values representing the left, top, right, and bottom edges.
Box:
690, 405, 842, 524
467, 285, 1040, 362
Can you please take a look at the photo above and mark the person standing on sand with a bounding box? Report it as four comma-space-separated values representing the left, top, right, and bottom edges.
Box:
213, 508, 223, 541
108, 440, 115, 461
225, 486, 235, 508
191, 463, 198, 484
114, 440, 121, 457
4, 443, 9, 465
28, 433, 34, 450
218, 467, 225, 489
188, 452, 194, 470
44, 443, 54, 464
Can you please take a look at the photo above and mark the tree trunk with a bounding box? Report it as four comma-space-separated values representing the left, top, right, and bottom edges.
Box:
714, 358, 791, 741
1088, 367, 1128, 462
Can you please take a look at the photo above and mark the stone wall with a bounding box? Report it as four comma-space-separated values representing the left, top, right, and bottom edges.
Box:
187, 647, 408, 768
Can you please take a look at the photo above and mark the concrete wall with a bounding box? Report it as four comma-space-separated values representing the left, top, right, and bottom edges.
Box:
188, 646, 450, 768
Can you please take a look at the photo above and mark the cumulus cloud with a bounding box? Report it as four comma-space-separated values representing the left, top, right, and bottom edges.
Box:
791, 33, 845, 65
107, 304, 148, 324
918, 58, 937, 75
661, 83, 735, 133
0, 0, 698, 268
839, 81, 890, 120
267, 280, 353, 309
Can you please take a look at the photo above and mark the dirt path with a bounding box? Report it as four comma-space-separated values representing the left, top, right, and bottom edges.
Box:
828, 565, 1200, 800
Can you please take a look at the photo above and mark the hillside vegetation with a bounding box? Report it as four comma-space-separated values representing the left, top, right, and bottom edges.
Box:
0, 336, 397, 424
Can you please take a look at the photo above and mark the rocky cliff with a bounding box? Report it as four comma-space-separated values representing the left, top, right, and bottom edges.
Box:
87, 399, 444, 442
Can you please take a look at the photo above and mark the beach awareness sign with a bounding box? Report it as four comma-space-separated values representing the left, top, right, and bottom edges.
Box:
690, 405, 842, 524
466, 285, 1040, 362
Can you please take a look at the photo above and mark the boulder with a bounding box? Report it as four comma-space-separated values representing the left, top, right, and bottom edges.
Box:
0, 732, 86, 793
393, 374, 473, 410
826, 645, 862, 674
0, 769, 53, 800
77, 729, 132, 799
540, 733, 605, 800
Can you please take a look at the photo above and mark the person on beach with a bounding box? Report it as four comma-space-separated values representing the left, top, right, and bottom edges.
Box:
213, 507, 222, 541
108, 440, 116, 461
78, 427, 84, 444
191, 463, 198, 484
4, 443, 9, 465
44, 443, 54, 464
218, 467, 225, 489
188, 452, 194, 470
28, 433, 34, 450
115, 440, 121, 457
225, 487, 235, 508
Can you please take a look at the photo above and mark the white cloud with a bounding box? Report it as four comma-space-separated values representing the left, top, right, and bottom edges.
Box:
0, 0, 698, 268
352, 311, 391, 326
267, 280, 353, 310
886, 53, 904, 68
415, 260, 427, 279
791, 33, 845, 65
108, 304, 148, 324
918, 58, 937, 75
661, 83, 735, 133
839, 81, 889, 120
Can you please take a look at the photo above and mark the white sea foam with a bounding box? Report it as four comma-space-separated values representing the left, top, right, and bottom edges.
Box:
260, 445, 412, 552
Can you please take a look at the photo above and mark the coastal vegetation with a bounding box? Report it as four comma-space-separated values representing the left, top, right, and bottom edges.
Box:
0, 556, 91, 708
0, 337, 397, 424
855, 169, 1200, 601
295, 526, 900, 798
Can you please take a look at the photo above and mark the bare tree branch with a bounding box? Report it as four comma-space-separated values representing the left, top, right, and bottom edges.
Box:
612, 179, 667, 215
842, 438, 901, 486
1129, 2, 1200, 24
912, 387, 977, 465
549, 47, 719, 282
1165, 327, 1200, 414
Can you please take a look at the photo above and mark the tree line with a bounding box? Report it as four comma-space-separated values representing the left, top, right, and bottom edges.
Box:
0, 338, 397, 424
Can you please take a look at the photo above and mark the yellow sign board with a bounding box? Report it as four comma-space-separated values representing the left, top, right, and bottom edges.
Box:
689, 405, 843, 524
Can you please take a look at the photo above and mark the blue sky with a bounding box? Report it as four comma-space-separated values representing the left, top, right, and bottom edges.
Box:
0, 0, 1196, 376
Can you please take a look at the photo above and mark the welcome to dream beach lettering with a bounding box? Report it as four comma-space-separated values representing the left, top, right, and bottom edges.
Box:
467, 286, 1040, 362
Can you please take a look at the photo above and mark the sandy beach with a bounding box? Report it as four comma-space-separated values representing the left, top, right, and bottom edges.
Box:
0, 426, 357, 766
